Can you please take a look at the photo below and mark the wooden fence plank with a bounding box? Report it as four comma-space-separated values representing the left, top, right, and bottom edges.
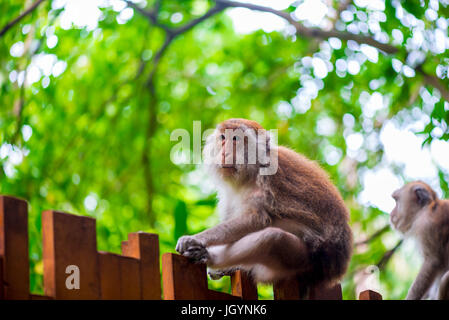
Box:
359, 290, 382, 300
99, 251, 142, 300
161, 253, 238, 300
162, 253, 209, 300
118, 255, 141, 300
121, 232, 161, 299
98, 252, 121, 299
42, 210, 100, 299
231, 270, 258, 300
309, 283, 343, 300
0, 196, 29, 299
207, 289, 240, 300
273, 277, 304, 300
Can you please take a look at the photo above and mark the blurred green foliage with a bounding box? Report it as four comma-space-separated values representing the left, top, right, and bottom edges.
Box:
0, 0, 448, 299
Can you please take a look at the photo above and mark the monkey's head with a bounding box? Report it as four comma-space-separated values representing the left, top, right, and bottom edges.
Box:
203, 118, 274, 183
390, 181, 437, 234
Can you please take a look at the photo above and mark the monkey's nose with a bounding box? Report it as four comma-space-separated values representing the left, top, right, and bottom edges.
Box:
221, 152, 234, 167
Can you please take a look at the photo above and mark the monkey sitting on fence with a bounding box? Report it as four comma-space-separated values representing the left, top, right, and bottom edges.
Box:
176, 118, 352, 291
390, 181, 449, 300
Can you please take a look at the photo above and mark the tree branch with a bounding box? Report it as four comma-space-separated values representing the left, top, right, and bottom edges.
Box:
11, 69, 26, 144
377, 240, 403, 271
0, 0, 46, 37
131, 2, 226, 225
215, 0, 449, 103
172, 3, 226, 35
417, 66, 449, 103
146, 35, 173, 91
127, 2, 226, 85
10, 10, 60, 145
124, 0, 171, 33
215, 0, 398, 54
355, 225, 390, 246
332, 0, 353, 28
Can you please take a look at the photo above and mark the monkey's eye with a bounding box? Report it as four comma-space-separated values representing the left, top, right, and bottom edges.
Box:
220, 134, 226, 141
233, 136, 239, 141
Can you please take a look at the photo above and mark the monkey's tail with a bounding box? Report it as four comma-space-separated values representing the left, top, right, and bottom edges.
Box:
438, 270, 449, 300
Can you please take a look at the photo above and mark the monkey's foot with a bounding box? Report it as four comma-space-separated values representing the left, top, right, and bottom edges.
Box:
182, 246, 210, 264
208, 268, 235, 280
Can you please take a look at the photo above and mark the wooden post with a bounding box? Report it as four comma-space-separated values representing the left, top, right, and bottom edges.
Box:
207, 288, 240, 300
118, 254, 141, 299
273, 277, 304, 300
98, 252, 121, 299
162, 253, 209, 300
0, 196, 29, 299
99, 251, 142, 300
42, 210, 100, 299
162, 253, 239, 300
231, 270, 258, 300
359, 290, 382, 300
121, 232, 161, 299
309, 283, 343, 300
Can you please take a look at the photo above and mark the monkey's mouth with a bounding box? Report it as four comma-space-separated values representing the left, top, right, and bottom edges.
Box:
389, 216, 398, 229
390, 217, 406, 233
220, 164, 235, 169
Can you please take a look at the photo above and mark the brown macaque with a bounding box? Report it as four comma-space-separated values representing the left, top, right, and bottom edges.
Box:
390, 181, 449, 300
176, 118, 353, 289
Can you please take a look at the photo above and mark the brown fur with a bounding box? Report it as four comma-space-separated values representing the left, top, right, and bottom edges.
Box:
177, 118, 353, 287
259, 146, 353, 286
390, 181, 449, 299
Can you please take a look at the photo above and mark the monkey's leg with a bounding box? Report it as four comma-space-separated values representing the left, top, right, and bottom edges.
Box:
207, 227, 309, 272
208, 267, 238, 280
406, 261, 440, 300
176, 214, 269, 254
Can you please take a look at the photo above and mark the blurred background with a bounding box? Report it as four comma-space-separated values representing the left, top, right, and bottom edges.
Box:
1, 0, 448, 299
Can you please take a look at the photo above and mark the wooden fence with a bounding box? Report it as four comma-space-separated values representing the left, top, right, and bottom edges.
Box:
0, 195, 382, 300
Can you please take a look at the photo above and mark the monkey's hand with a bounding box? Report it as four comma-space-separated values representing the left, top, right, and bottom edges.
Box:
176, 236, 210, 264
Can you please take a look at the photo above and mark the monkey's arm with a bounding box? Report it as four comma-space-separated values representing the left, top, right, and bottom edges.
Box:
406, 260, 440, 300
176, 213, 269, 254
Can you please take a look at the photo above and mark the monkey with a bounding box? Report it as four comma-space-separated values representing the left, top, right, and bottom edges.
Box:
390, 181, 449, 300
176, 118, 353, 290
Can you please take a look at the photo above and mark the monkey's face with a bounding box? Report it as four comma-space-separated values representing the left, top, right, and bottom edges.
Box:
390, 182, 435, 234
390, 185, 415, 233
216, 126, 260, 177
203, 119, 270, 180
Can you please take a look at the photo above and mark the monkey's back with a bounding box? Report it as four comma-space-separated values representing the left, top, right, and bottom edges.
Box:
425, 199, 449, 263
260, 146, 353, 285
266, 146, 349, 223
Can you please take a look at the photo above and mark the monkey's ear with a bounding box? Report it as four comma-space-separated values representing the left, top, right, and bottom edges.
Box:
413, 186, 431, 206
